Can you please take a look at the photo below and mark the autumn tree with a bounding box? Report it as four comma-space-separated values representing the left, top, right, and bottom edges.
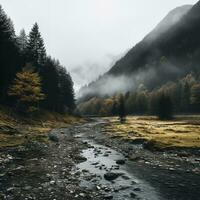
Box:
8, 68, 45, 114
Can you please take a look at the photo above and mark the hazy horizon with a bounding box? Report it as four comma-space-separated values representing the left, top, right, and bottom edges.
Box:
0, 0, 198, 91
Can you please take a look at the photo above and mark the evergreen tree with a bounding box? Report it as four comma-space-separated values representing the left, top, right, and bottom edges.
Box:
57, 65, 75, 113
0, 5, 21, 103
181, 82, 191, 112
26, 23, 46, 67
18, 29, 27, 53
0, 6, 15, 41
40, 57, 60, 111
111, 100, 118, 116
157, 94, 173, 120
40, 57, 75, 113
118, 94, 126, 123
191, 84, 200, 111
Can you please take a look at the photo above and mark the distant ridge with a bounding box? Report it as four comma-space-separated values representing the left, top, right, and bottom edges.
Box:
79, 1, 200, 98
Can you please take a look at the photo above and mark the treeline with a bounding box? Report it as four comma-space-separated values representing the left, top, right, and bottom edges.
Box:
0, 5, 75, 114
77, 73, 200, 116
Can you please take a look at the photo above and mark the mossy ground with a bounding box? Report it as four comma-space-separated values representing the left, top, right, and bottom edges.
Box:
104, 116, 200, 149
0, 106, 84, 148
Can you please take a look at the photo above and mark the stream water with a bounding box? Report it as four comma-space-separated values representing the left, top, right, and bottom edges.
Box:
76, 137, 164, 200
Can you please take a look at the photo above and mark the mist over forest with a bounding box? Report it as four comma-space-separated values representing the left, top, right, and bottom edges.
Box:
77, 1, 200, 117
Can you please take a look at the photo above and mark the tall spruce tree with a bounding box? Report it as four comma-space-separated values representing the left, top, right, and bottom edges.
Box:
57, 65, 75, 113
157, 94, 173, 120
18, 29, 27, 53
191, 84, 200, 112
26, 23, 46, 67
0, 5, 21, 103
118, 94, 126, 123
40, 57, 60, 111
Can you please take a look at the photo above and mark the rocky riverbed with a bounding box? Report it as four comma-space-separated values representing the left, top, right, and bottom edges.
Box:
0, 126, 102, 200
0, 118, 200, 200
75, 118, 200, 200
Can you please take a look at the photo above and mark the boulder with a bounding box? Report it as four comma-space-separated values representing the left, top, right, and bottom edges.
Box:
104, 172, 121, 181
116, 159, 125, 165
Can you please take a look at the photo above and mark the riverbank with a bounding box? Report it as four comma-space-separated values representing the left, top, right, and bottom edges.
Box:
77, 118, 200, 200
0, 119, 103, 199
0, 106, 83, 148
0, 116, 200, 199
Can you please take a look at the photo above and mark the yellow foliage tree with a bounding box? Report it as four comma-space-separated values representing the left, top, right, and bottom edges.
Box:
8, 69, 45, 113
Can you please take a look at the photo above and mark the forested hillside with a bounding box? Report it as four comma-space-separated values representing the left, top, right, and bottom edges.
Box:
78, 1, 200, 116
0, 5, 75, 114
79, 2, 200, 98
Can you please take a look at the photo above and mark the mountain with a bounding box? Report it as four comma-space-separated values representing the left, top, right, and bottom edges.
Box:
143, 5, 192, 42
79, 1, 200, 99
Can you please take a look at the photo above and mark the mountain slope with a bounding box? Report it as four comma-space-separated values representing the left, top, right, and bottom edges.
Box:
79, 2, 200, 98
144, 5, 192, 42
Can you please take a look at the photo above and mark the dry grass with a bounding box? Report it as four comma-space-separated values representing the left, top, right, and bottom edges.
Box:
0, 106, 84, 148
104, 116, 200, 149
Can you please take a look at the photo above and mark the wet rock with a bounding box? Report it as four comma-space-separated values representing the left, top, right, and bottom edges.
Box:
134, 187, 141, 192
129, 155, 141, 162
119, 185, 130, 190
6, 187, 15, 193
178, 152, 190, 157
75, 155, 87, 162
96, 186, 101, 190
82, 169, 89, 173
131, 181, 137, 185
116, 159, 125, 165
104, 172, 121, 181
104, 195, 113, 199
130, 192, 137, 198
92, 162, 99, 165
79, 193, 86, 197
121, 175, 130, 180
48, 133, 59, 142
50, 180, 55, 185
23, 186, 32, 191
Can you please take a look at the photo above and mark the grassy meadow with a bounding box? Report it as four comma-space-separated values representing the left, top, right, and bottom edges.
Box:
104, 116, 200, 149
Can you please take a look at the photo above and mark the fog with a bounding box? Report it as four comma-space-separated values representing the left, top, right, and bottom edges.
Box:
0, 0, 198, 91
78, 61, 184, 98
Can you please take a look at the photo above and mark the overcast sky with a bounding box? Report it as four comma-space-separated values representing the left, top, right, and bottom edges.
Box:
0, 0, 198, 91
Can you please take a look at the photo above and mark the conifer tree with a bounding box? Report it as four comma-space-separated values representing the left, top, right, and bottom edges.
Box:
0, 5, 21, 103
26, 23, 46, 67
181, 82, 191, 112
18, 29, 27, 52
111, 100, 118, 116
157, 94, 173, 120
118, 94, 126, 123
57, 65, 75, 113
191, 84, 200, 111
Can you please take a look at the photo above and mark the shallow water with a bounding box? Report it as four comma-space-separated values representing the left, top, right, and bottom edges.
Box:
77, 138, 164, 200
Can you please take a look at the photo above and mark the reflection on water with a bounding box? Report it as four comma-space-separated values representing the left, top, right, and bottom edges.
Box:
77, 139, 163, 200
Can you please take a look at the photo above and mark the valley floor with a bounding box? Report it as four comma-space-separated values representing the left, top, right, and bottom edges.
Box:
0, 115, 199, 199
104, 115, 200, 150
